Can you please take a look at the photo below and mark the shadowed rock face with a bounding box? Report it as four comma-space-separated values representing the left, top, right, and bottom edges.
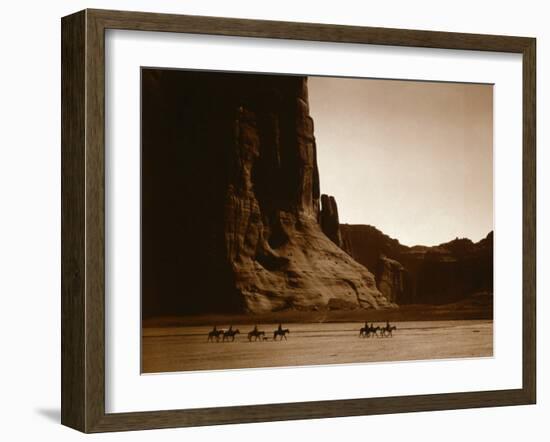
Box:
142, 70, 392, 316
339, 224, 493, 305
376, 256, 406, 303
320, 194, 343, 248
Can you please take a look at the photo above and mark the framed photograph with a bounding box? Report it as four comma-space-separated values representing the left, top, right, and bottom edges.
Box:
61, 9, 536, 433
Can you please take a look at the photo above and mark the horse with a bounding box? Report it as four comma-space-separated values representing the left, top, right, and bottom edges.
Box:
381, 324, 397, 337
360, 323, 380, 338
359, 321, 369, 337
367, 325, 381, 338
273, 328, 290, 341
248, 329, 265, 342
207, 327, 224, 342
223, 328, 240, 342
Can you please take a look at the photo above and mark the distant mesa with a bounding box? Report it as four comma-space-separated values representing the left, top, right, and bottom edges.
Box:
331, 221, 493, 306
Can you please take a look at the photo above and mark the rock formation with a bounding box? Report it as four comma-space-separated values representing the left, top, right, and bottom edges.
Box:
320, 194, 343, 248
376, 256, 407, 303
339, 224, 493, 305
141, 69, 393, 316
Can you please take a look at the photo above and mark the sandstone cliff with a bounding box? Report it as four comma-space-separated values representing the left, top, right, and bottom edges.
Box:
320, 194, 343, 248
142, 70, 393, 316
376, 256, 407, 303
339, 224, 493, 305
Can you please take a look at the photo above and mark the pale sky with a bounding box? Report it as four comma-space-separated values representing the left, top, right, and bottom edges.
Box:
308, 77, 493, 247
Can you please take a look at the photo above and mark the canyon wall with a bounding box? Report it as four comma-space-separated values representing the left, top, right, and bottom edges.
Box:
142, 70, 393, 316
338, 224, 493, 305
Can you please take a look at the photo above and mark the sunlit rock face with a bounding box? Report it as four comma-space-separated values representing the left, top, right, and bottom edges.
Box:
142, 70, 392, 315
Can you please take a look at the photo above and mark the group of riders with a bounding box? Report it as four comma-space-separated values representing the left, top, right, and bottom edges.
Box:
359, 321, 397, 338
207, 321, 397, 342
207, 324, 289, 342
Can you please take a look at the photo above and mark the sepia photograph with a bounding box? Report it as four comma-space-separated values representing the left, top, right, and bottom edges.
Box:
141, 68, 494, 373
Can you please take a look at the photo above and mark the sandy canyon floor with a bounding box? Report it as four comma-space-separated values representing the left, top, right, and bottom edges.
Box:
142, 320, 493, 373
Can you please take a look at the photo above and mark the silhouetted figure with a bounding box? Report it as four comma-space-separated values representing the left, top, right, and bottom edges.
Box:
248, 325, 265, 341
207, 326, 223, 342
223, 328, 240, 342
382, 321, 397, 337
274, 324, 290, 341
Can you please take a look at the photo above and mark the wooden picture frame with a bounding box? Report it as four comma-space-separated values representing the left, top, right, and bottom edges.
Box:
61, 8, 536, 433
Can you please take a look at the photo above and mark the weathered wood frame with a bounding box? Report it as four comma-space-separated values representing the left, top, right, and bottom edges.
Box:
61, 9, 536, 433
